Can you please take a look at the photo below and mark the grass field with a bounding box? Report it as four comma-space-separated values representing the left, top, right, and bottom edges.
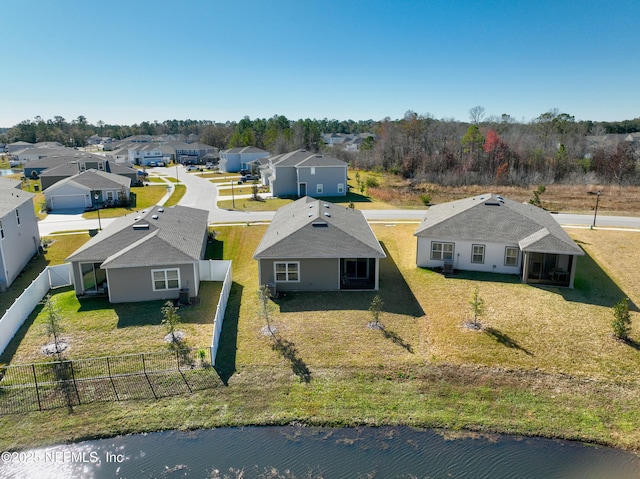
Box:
1, 221, 640, 452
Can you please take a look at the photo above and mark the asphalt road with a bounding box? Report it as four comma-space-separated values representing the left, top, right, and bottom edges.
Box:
37, 165, 640, 235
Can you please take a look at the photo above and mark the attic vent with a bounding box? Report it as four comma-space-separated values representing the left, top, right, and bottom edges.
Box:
323, 203, 330, 208
157, 207, 164, 212
133, 223, 150, 230
315, 155, 322, 158
312, 221, 328, 227
152, 215, 159, 220
309, 204, 314, 208
324, 212, 331, 217
485, 201, 501, 206
308, 213, 313, 217
134, 216, 141, 220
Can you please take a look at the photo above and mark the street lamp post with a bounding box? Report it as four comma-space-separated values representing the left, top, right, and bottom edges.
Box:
592, 191, 601, 228
94, 193, 102, 231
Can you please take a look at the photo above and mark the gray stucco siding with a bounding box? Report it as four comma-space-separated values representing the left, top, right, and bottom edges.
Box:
258, 258, 339, 292
105, 263, 198, 303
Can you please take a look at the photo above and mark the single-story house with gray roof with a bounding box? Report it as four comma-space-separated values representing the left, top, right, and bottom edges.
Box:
65, 205, 209, 303
44, 169, 132, 211
254, 196, 386, 292
414, 193, 584, 287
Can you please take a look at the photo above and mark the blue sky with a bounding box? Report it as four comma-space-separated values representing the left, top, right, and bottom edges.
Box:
2, 0, 639, 127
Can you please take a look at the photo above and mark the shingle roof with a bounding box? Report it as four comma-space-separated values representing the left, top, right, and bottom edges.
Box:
48, 169, 131, 191
66, 205, 208, 268
0, 188, 34, 217
414, 194, 583, 255
254, 197, 386, 259
223, 146, 268, 154
267, 149, 347, 168
39, 160, 136, 178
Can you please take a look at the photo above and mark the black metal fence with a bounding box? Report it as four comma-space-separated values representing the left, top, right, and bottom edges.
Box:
0, 348, 223, 414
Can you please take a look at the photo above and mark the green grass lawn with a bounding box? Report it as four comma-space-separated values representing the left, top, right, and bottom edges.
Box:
81, 182, 186, 219
208, 175, 241, 183
2, 225, 640, 451
0, 233, 91, 315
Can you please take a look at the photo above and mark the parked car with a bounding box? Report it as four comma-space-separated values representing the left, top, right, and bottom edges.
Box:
186, 165, 201, 172
240, 174, 258, 183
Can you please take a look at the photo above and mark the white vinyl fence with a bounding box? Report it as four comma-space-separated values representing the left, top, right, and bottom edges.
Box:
200, 260, 233, 365
0, 264, 72, 356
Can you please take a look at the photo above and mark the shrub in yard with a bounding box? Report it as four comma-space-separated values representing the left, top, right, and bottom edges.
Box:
420, 194, 432, 206
612, 297, 632, 340
365, 177, 380, 188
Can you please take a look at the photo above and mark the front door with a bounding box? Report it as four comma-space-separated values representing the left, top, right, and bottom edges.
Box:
299, 182, 307, 197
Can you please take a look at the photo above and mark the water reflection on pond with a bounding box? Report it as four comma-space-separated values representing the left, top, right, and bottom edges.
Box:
1, 426, 639, 479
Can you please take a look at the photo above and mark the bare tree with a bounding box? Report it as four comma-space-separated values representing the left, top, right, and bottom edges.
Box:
469, 106, 486, 125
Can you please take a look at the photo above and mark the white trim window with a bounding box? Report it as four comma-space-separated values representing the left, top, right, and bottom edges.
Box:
275, 262, 299, 282
106, 191, 114, 201
337, 183, 344, 194
505, 246, 519, 266
316, 184, 323, 194
431, 241, 454, 261
152, 268, 180, 291
471, 244, 485, 264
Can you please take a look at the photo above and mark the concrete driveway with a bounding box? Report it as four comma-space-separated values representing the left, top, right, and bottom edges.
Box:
38, 211, 116, 236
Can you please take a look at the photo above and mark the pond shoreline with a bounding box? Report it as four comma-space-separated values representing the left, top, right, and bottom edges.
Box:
2, 363, 640, 456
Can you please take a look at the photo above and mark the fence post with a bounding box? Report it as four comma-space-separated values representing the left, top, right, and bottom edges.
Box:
32, 364, 42, 411
68, 361, 81, 405
142, 353, 157, 399
106, 357, 119, 401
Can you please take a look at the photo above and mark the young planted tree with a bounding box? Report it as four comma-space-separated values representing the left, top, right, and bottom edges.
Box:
368, 294, 384, 330
42, 294, 66, 361
612, 298, 632, 340
258, 284, 277, 338
468, 285, 484, 330
161, 300, 182, 343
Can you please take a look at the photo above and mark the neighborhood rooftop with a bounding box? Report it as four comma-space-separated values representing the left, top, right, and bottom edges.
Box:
66, 205, 208, 268
414, 193, 584, 256
254, 196, 386, 259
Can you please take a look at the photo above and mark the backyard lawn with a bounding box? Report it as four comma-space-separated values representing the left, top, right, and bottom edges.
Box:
2, 223, 640, 452
212, 224, 639, 381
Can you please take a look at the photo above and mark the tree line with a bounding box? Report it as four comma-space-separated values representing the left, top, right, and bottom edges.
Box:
2, 110, 639, 185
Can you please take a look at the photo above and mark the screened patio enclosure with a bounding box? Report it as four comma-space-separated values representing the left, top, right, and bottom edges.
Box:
340, 258, 376, 290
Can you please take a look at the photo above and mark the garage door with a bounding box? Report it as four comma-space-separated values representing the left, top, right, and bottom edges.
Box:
51, 195, 87, 210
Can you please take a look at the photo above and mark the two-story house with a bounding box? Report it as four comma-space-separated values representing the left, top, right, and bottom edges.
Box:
0, 178, 41, 291
258, 149, 348, 197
